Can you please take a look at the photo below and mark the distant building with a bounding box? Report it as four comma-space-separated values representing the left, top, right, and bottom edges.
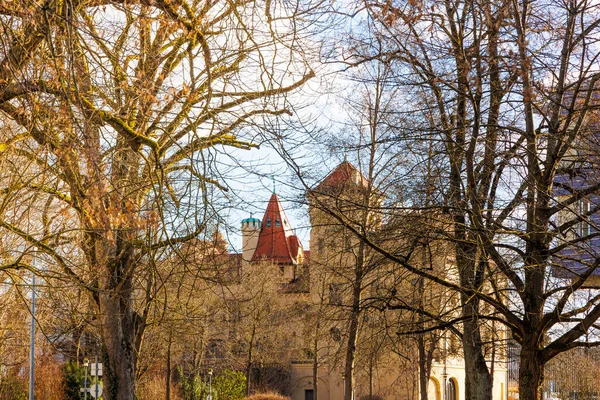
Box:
231, 162, 508, 400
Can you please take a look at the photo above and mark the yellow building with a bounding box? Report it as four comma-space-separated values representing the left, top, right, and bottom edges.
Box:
238, 162, 508, 400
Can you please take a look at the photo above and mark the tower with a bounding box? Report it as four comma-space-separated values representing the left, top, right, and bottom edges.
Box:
241, 215, 261, 263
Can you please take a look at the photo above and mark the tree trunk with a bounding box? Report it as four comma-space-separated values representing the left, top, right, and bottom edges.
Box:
344, 291, 360, 400
457, 249, 493, 400
518, 343, 544, 400
462, 317, 493, 400
246, 326, 256, 396
166, 333, 172, 400
418, 333, 429, 400
368, 359, 373, 400
101, 293, 137, 400
313, 324, 319, 400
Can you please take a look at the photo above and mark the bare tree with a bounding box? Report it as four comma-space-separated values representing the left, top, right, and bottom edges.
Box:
0, 0, 315, 398
316, 0, 600, 399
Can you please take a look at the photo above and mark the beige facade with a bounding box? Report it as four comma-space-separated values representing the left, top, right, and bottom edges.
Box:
237, 162, 507, 400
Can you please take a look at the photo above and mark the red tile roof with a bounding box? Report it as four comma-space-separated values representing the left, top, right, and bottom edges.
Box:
251, 193, 303, 264
312, 161, 369, 192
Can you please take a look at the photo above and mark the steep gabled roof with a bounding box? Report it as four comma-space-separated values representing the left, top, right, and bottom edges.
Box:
312, 161, 369, 192
252, 193, 302, 264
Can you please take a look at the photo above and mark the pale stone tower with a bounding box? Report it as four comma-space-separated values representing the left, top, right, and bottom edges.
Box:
241, 215, 261, 263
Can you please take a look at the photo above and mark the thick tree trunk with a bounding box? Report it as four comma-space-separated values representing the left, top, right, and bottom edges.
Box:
457, 249, 493, 400
418, 334, 428, 400
462, 317, 493, 400
518, 342, 544, 400
101, 293, 137, 400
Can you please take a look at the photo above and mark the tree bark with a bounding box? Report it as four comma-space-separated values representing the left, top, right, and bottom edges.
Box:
462, 317, 493, 400
418, 333, 429, 400
166, 332, 172, 400
518, 342, 544, 400
101, 292, 138, 400
344, 296, 359, 400
456, 246, 493, 400
246, 325, 256, 396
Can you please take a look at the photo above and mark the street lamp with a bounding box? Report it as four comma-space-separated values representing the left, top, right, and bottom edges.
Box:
207, 368, 213, 400
83, 358, 89, 400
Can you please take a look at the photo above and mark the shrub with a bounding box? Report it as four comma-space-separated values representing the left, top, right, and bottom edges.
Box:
176, 367, 213, 400
63, 361, 85, 400
35, 358, 66, 400
137, 374, 183, 400
213, 370, 246, 400
0, 375, 27, 400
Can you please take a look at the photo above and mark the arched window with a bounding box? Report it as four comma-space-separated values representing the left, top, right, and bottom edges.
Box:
267, 218, 271, 227
446, 379, 457, 400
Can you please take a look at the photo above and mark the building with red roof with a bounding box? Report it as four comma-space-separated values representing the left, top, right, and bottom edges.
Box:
241, 192, 307, 287
251, 193, 304, 265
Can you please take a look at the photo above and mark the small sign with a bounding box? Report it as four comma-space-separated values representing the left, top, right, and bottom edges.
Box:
91, 363, 103, 376
90, 383, 103, 398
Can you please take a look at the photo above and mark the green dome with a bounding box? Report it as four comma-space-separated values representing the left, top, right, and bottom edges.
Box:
241, 217, 261, 226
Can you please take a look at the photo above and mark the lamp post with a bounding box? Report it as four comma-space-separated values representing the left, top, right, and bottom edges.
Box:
207, 368, 213, 400
83, 358, 89, 400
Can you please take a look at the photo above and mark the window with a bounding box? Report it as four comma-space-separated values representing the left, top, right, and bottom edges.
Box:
305, 390, 314, 400
317, 238, 325, 252
329, 327, 341, 342
226, 300, 241, 323
345, 236, 352, 252
267, 218, 271, 227
446, 379, 457, 400
206, 339, 225, 359
577, 199, 593, 237
329, 283, 342, 305
276, 218, 280, 227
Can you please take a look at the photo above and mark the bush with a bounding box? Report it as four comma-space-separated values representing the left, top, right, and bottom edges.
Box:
176, 367, 213, 400
63, 362, 85, 400
137, 374, 183, 400
0, 375, 27, 400
35, 358, 66, 400
213, 370, 246, 400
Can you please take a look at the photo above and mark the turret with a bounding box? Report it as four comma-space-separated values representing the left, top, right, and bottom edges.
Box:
241, 216, 261, 262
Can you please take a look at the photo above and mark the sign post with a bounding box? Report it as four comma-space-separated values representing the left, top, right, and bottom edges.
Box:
89, 383, 102, 399
90, 361, 102, 399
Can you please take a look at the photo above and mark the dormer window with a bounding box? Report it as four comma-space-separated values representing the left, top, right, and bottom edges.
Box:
276, 218, 280, 227
267, 218, 271, 227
